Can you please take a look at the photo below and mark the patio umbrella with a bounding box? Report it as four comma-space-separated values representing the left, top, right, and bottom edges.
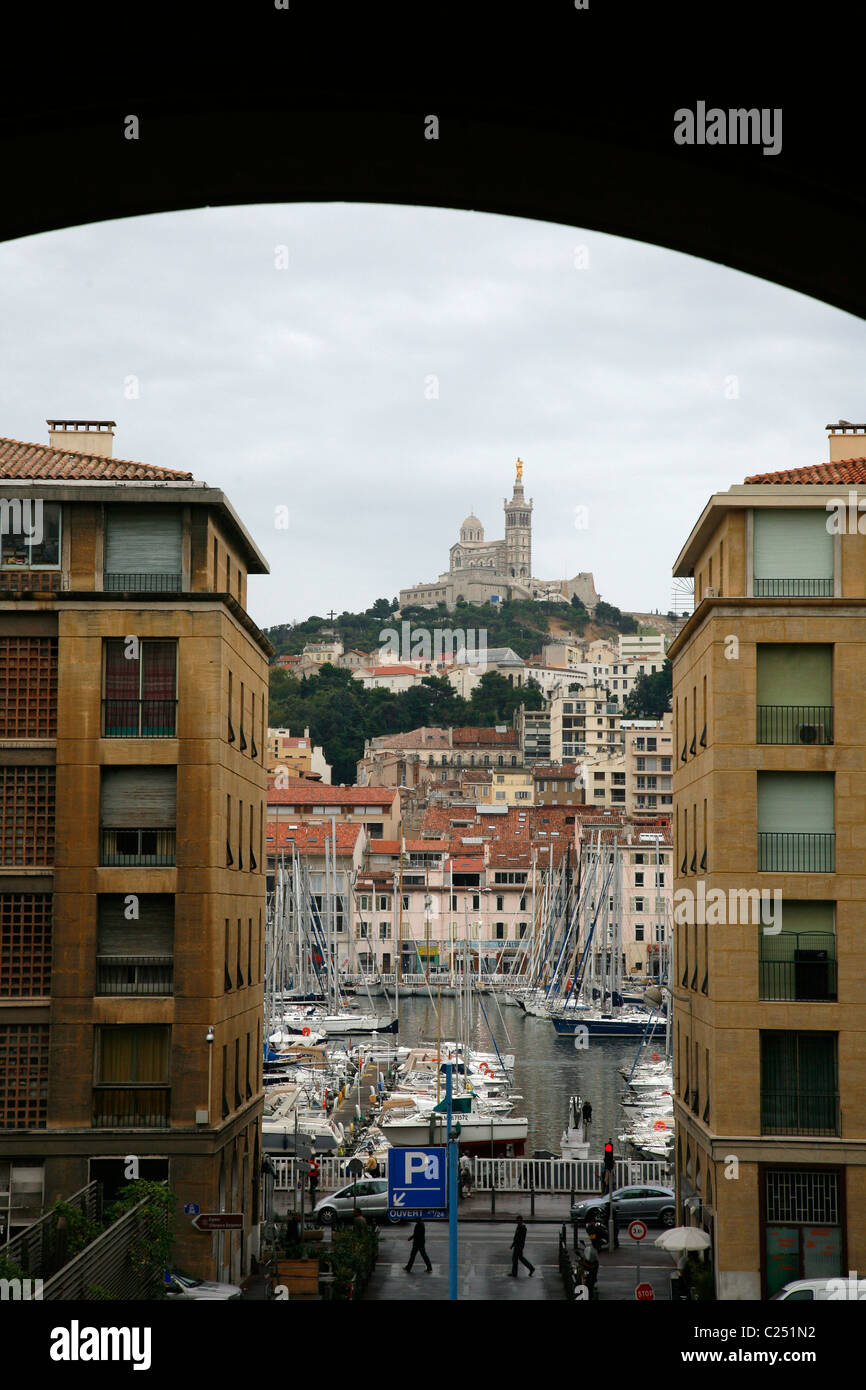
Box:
654, 1227, 712, 1252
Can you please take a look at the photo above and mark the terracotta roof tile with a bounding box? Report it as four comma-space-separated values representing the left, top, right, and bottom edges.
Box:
267, 779, 397, 805
0, 435, 194, 482
744, 457, 866, 485
265, 821, 363, 853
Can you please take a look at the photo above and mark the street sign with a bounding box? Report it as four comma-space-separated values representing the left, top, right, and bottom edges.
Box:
346, 1157, 365, 1177
388, 1146, 447, 1219
629, 1219, 647, 1242
191, 1212, 243, 1232
635, 1282, 655, 1300
183, 1202, 201, 1216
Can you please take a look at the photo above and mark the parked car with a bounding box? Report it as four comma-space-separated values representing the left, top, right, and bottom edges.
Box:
770, 1278, 845, 1301
164, 1270, 243, 1300
314, 1177, 402, 1226
570, 1184, 676, 1228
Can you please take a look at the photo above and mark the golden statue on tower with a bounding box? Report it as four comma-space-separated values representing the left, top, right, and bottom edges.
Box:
516, 457, 523, 482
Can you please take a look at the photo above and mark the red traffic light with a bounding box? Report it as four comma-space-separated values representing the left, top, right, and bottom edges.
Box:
603, 1141, 614, 1170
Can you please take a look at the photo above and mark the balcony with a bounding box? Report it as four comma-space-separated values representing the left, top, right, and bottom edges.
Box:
95, 956, 174, 995
753, 578, 833, 597
101, 828, 176, 866
758, 832, 834, 873
92, 1088, 170, 1127
756, 705, 834, 745
102, 699, 177, 738
103, 573, 182, 593
0, 569, 68, 595
761, 1091, 840, 1136
759, 934, 837, 1001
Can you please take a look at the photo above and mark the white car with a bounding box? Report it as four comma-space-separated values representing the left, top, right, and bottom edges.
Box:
770, 1278, 844, 1301
164, 1270, 243, 1300
314, 1177, 402, 1226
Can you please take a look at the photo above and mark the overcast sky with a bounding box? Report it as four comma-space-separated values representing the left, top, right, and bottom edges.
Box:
2, 202, 865, 632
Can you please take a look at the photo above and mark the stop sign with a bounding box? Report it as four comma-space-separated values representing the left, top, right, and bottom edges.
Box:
635, 1282, 654, 1300
629, 1219, 648, 1242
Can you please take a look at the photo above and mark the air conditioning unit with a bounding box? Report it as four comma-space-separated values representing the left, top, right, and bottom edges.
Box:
798, 723, 825, 745
704, 586, 718, 599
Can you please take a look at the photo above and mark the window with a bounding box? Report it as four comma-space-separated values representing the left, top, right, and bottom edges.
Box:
94, 1024, 170, 1127
0, 767, 55, 865
761, 1031, 839, 1136
401, 895, 409, 911
104, 506, 182, 592
0, 501, 61, 569
635, 872, 644, 887
0, 637, 58, 737
0, 1023, 49, 1128
103, 639, 177, 737
753, 509, 834, 597
377, 896, 389, 911
379, 923, 390, 940
758, 772, 835, 872
0, 894, 52, 998
358, 895, 370, 911
96, 894, 173, 996
496, 895, 504, 911
634, 923, 644, 941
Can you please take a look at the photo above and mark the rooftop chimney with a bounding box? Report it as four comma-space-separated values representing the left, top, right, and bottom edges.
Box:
47, 419, 115, 458
826, 420, 866, 463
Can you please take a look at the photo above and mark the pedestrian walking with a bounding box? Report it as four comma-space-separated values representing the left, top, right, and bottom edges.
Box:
578, 1238, 599, 1298
459, 1154, 472, 1199
307, 1156, 320, 1206
582, 1098, 592, 1132
405, 1218, 433, 1272
509, 1215, 535, 1277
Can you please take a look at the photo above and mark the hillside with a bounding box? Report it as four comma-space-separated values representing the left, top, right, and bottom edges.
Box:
264, 595, 643, 663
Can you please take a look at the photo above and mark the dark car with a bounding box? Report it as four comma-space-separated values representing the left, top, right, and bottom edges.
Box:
570, 1184, 676, 1229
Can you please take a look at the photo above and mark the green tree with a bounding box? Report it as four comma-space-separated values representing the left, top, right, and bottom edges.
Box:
623, 663, 672, 718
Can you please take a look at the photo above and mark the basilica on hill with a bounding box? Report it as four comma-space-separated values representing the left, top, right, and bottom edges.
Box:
399, 459, 600, 613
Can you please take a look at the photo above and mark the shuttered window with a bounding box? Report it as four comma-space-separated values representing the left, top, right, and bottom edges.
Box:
756, 645, 832, 705
104, 507, 182, 592
757, 773, 834, 832
101, 767, 177, 826
753, 510, 833, 595
97, 895, 174, 955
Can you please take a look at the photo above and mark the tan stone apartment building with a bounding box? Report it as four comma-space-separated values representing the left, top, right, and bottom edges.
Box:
669, 422, 866, 1298
0, 421, 269, 1281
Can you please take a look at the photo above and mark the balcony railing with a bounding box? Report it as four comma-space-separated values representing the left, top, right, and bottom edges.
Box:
756, 705, 834, 745
759, 933, 837, 1001
0, 569, 68, 594
103, 573, 182, 593
758, 831, 835, 873
753, 578, 834, 597
761, 1091, 840, 1136
102, 698, 177, 738
95, 955, 174, 995
92, 1088, 170, 1127
101, 828, 176, 866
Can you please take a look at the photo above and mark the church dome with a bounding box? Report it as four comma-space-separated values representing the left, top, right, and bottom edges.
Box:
460, 514, 484, 543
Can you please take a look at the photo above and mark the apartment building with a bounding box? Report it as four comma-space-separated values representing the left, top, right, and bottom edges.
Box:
668, 421, 866, 1298
267, 780, 401, 841
517, 705, 551, 765
358, 725, 522, 790
619, 630, 667, 661
0, 420, 269, 1281
622, 715, 674, 812
549, 684, 622, 763
476, 768, 534, 807
266, 727, 332, 783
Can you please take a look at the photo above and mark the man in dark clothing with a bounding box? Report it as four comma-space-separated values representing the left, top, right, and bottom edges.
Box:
405, 1219, 432, 1272
509, 1214, 535, 1276
582, 1099, 592, 1134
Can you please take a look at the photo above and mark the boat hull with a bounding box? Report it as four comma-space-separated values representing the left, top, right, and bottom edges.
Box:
552, 1015, 653, 1038
321, 1014, 399, 1035
382, 1116, 527, 1156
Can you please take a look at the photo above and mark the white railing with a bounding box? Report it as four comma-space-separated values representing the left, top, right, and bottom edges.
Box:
473, 1157, 671, 1193
271, 1153, 671, 1195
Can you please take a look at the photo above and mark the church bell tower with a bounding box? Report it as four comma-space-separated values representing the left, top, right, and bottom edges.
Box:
504, 458, 533, 579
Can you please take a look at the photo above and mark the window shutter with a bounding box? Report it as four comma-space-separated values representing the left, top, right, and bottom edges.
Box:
104, 507, 182, 579
757, 772, 834, 831
98, 895, 174, 954
754, 510, 833, 580
101, 767, 177, 826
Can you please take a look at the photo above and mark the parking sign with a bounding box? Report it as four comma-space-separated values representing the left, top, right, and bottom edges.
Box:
388, 1146, 448, 1219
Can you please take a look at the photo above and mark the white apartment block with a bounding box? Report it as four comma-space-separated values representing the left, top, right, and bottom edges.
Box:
618, 631, 667, 661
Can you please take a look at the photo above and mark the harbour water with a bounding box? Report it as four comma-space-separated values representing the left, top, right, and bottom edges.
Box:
391, 994, 664, 1156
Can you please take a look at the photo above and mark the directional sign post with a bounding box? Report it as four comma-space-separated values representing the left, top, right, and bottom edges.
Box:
191, 1212, 243, 1232
629, 1218, 647, 1288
